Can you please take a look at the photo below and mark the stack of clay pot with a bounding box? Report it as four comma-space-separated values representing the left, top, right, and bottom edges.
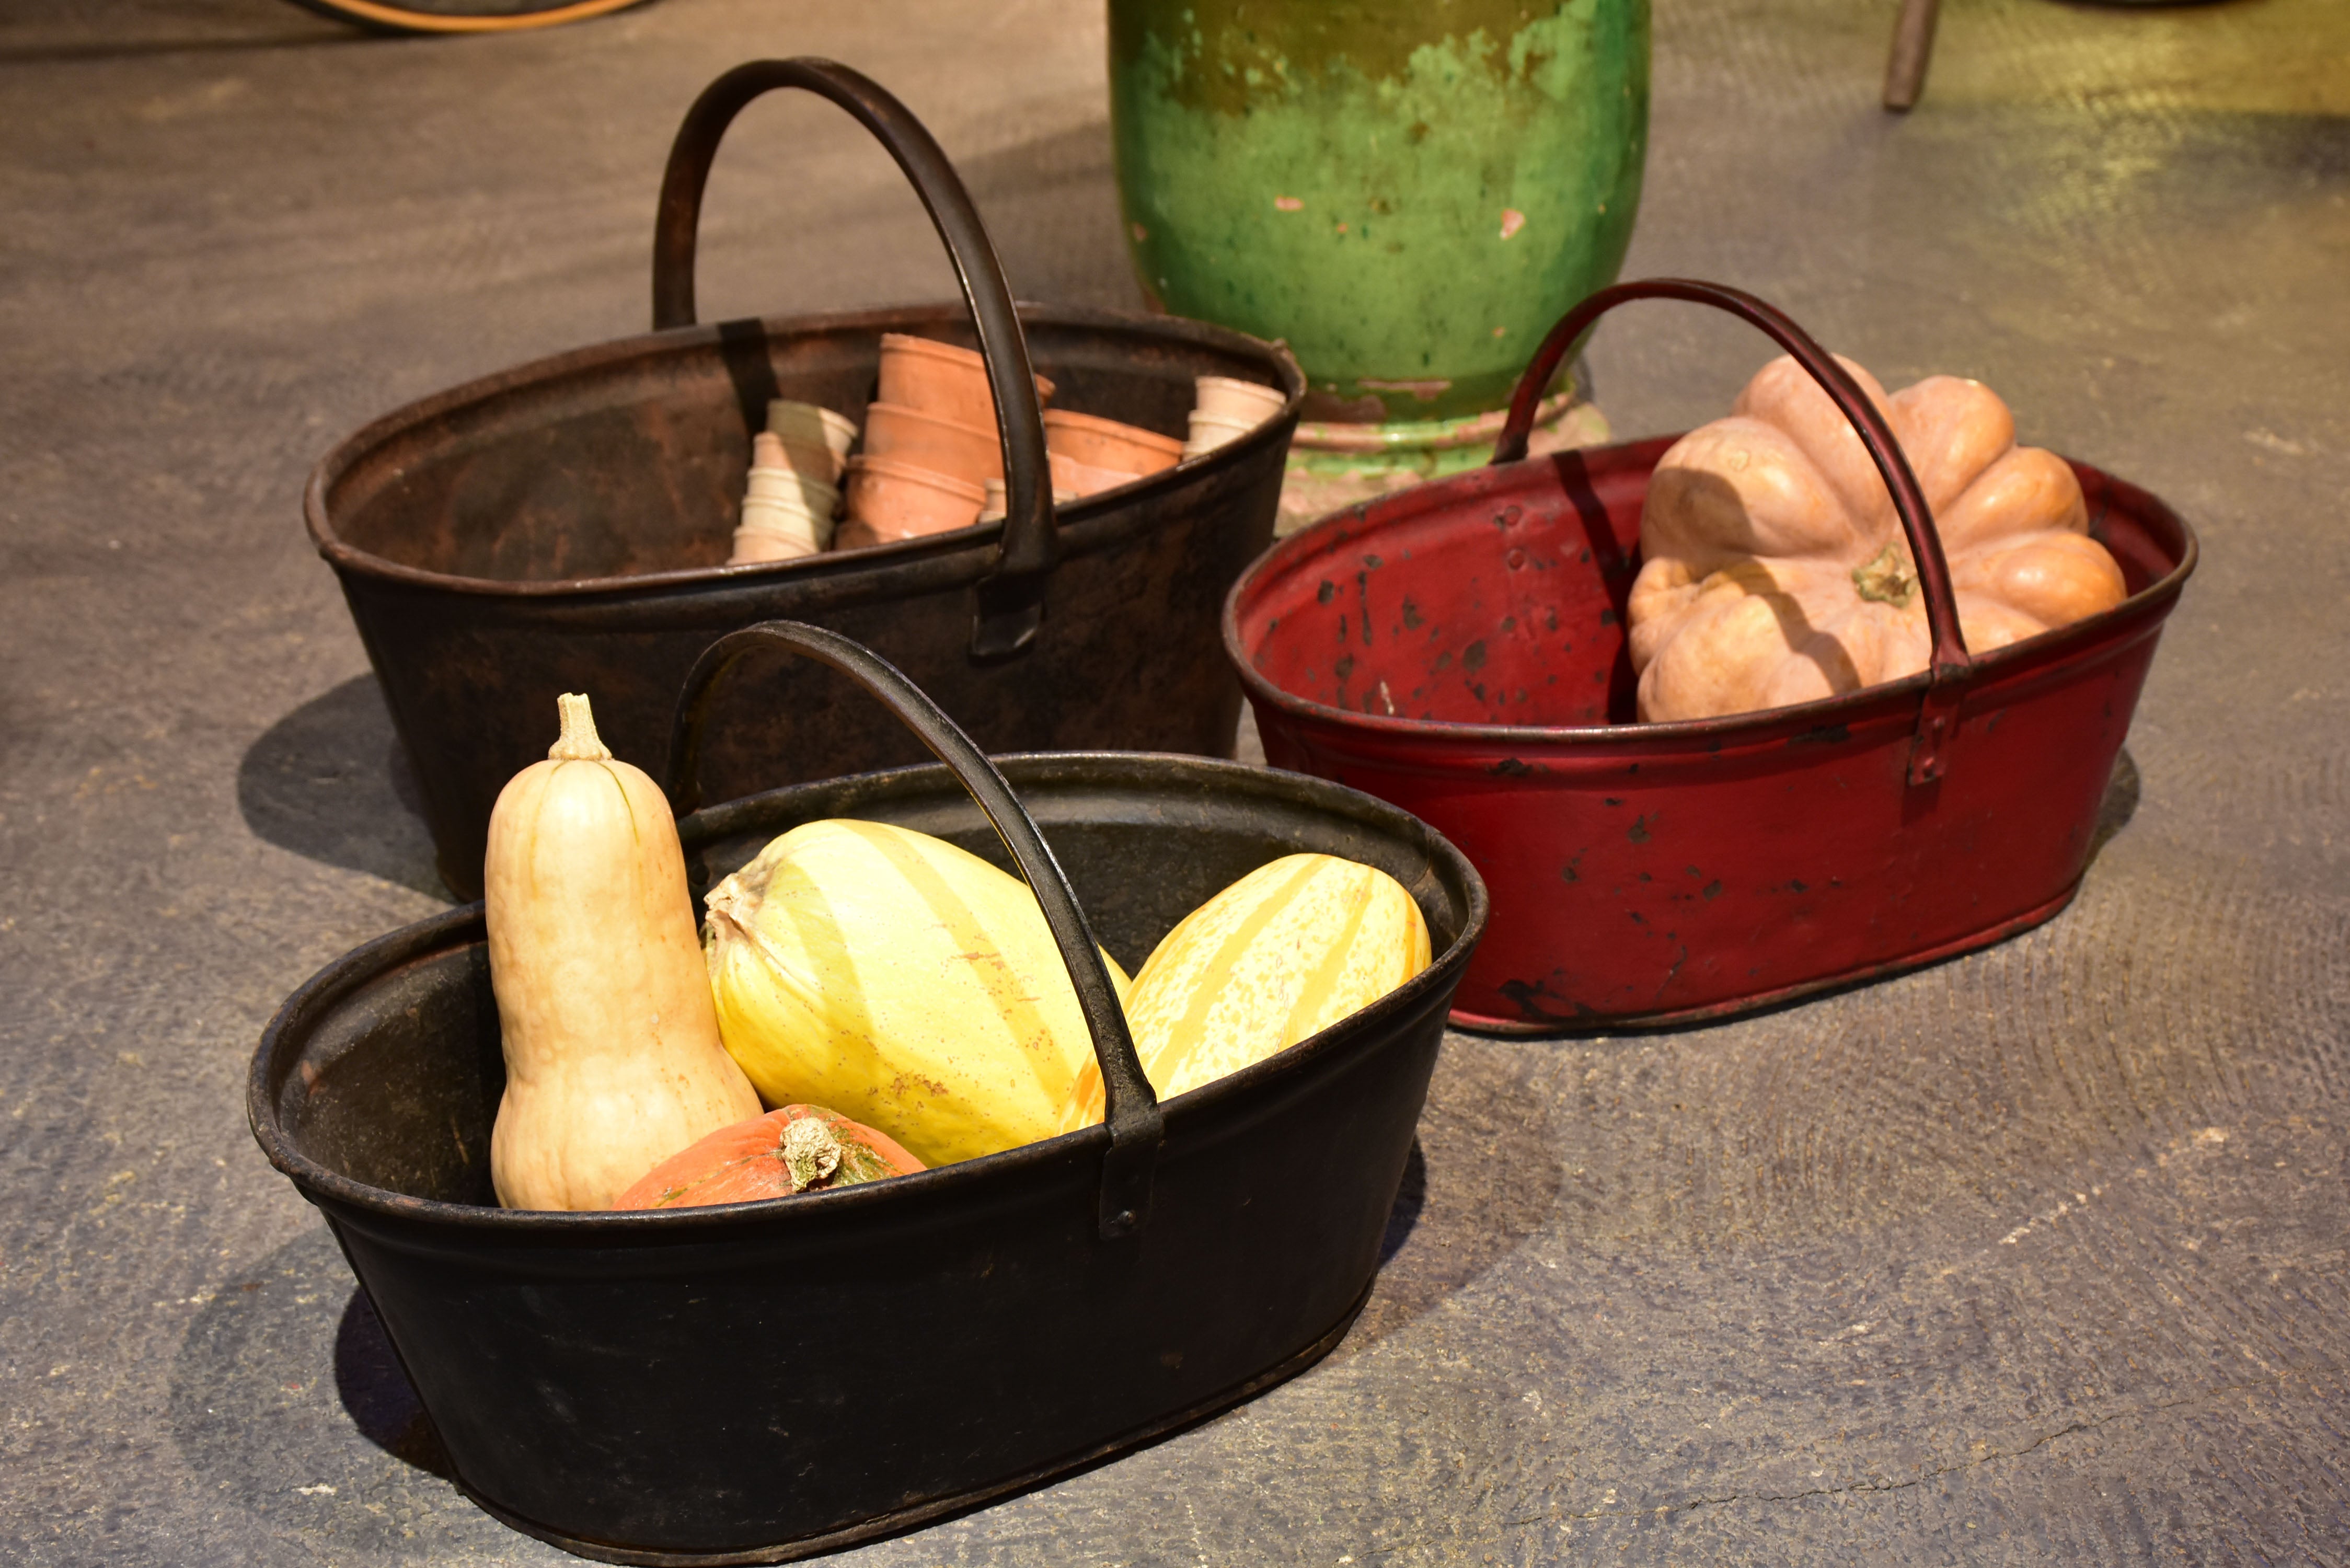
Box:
978, 408, 1191, 523
1043, 410, 1183, 491
729, 401, 858, 565
1182, 375, 1287, 458
980, 375, 1285, 524
835, 334, 1054, 550
731, 342, 1288, 558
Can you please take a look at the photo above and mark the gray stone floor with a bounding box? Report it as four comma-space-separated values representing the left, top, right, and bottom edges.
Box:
3, 0, 2346, 1562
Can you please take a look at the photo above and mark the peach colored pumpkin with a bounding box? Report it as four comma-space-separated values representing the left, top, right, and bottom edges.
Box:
1628, 355, 2127, 722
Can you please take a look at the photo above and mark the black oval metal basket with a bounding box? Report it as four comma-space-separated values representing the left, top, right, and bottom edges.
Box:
248, 622, 1487, 1564
308, 59, 1305, 899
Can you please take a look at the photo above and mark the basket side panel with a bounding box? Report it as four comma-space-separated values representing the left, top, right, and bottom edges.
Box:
1255, 612, 2168, 1028
1236, 447, 1654, 729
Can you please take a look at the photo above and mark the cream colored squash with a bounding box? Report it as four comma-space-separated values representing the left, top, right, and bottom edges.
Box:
702, 820, 1131, 1169
1060, 852, 1431, 1129
485, 693, 762, 1210
1629, 355, 2128, 721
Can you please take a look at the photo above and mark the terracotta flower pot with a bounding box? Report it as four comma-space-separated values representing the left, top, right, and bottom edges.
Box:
861, 401, 1000, 485
1193, 375, 1286, 425
839, 455, 986, 545
752, 430, 844, 486
766, 400, 859, 460
1183, 409, 1258, 457
744, 467, 840, 512
1052, 451, 1137, 495
830, 520, 892, 551
973, 456, 1139, 526
728, 524, 819, 566
976, 476, 1062, 523
875, 333, 1054, 432
976, 457, 1136, 522
731, 487, 833, 558
733, 452, 838, 566
730, 483, 831, 560
1042, 409, 1183, 476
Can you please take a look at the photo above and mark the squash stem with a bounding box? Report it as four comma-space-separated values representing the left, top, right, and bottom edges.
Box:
1851, 544, 1919, 608
781, 1116, 844, 1193
549, 691, 615, 763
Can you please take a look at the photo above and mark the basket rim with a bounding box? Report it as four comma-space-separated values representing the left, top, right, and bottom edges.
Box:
1223, 441, 2201, 751
303, 299, 1306, 601
246, 751, 1489, 1239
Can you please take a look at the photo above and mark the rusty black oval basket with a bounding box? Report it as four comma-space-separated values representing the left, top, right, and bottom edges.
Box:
248, 622, 1487, 1565
309, 59, 1304, 900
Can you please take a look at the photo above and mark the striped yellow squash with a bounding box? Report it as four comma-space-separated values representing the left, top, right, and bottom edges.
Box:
703, 819, 1130, 1169
1061, 853, 1430, 1128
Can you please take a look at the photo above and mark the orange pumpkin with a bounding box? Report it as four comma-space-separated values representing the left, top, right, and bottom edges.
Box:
609, 1105, 924, 1210
1628, 355, 2127, 722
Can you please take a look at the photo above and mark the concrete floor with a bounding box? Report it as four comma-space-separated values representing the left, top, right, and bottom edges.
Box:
4, 0, 2347, 1562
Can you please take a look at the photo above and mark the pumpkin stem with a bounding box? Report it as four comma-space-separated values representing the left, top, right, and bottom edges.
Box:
548, 692, 614, 763
780, 1115, 843, 1193
1850, 544, 1918, 607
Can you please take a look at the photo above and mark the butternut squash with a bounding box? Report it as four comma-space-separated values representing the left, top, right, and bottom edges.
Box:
485, 693, 762, 1210
702, 820, 1131, 1169
1060, 853, 1430, 1128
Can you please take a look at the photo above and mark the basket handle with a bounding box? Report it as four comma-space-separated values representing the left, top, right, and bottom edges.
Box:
663, 620, 1162, 1241
1492, 279, 1971, 787
651, 59, 1055, 662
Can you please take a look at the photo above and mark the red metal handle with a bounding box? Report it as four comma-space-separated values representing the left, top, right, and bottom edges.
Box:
1493, 278, 1971, 785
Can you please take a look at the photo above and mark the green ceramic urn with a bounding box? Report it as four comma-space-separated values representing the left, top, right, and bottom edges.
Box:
1110, 0, 1650, 425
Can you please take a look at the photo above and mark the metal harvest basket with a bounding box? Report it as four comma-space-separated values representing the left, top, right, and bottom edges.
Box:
308, 59, 1303, 900
1225, 280, 2197, 1033
248, 621, 1487, 1564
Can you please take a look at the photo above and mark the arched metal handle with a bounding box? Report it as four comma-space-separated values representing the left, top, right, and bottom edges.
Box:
652, 59, 1054, 661
664, 620, 1161, 1240
1493, 278, 1971, 786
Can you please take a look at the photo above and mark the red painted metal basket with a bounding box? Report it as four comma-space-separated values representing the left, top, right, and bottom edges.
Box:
1225, 281, 2198, 1033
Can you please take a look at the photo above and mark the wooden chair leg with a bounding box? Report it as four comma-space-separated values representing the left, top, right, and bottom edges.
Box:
1883, 0, 1942, 112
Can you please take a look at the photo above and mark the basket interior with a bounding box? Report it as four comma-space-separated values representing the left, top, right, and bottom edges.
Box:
319, 308, 1284, 584
1234, 441, 2194, 728
266, 758, 1477, 1208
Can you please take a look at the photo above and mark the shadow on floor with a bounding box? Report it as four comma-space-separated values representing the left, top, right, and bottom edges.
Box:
166, 1227, 471, 1550
335, 1288, 455, 1481
2090, 745, 2141, 861
1341, 1037, 1564, 1358
1378, 1140, 1426, 1266
238, 675, 451, 901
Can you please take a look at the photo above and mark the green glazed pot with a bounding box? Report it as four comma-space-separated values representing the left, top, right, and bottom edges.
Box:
1110, 0, 1649, 424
